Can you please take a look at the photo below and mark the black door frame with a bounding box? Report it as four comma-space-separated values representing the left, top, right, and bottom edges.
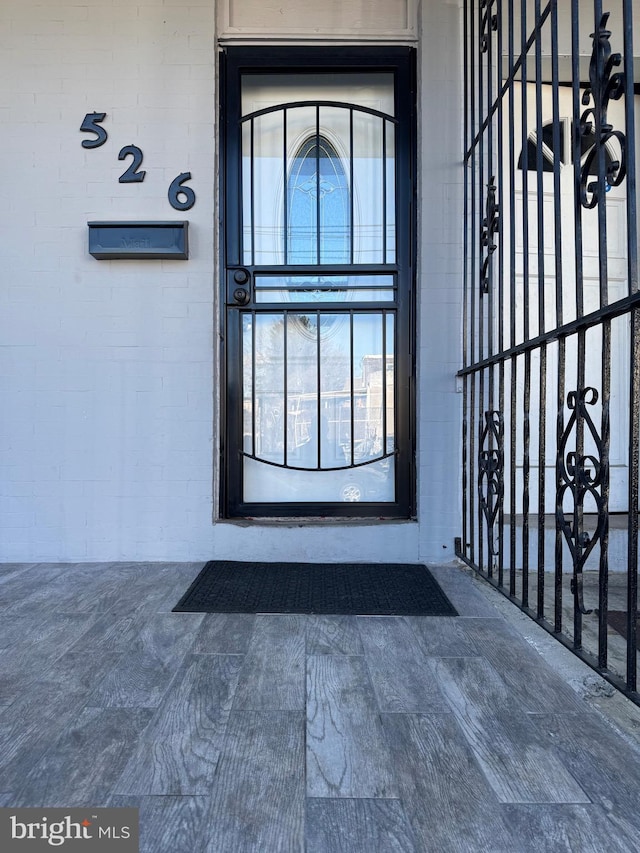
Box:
219, 46, 416, 518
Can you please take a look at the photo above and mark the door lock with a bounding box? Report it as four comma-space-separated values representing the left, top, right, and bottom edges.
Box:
233, 287, 250, 305
228, 269, 251, 305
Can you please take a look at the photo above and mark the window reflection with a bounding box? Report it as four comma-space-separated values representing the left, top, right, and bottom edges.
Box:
242, 312, 395, 474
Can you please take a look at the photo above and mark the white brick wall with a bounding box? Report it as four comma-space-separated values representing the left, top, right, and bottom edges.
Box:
0, 0, 465, 562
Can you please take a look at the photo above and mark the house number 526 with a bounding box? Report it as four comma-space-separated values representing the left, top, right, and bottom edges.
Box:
80, 112, 196, 211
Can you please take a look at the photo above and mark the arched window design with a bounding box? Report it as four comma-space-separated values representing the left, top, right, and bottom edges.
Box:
518, 119, 616, 176
287, 136, 350, 265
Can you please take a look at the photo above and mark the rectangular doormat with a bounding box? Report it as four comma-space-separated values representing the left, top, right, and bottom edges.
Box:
172, 561, 458, 616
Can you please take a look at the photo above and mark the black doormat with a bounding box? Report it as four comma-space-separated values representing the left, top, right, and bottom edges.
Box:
607, 610, 640, 649
172, 561, 458, 616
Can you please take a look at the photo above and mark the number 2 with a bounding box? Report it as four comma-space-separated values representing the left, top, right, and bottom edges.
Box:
118, 145, 146, 183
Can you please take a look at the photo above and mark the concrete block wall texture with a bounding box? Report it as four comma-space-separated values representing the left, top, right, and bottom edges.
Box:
0, 0, 465, 562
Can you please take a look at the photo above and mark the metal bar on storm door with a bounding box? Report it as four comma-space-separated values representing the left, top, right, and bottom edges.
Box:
382, 118, 387, 265
350, 313, 355, 467
251, 311, 256, 458
316, 311, 321, 470
283, 312, 288, 467
283, 108, 288, 266
349, 109, 354, 265
382, 311, 387, 459
250, 118, 255, 266
316, 106, 321, 265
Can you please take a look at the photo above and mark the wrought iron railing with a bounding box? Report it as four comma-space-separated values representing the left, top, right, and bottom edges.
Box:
457, 0, 639, 704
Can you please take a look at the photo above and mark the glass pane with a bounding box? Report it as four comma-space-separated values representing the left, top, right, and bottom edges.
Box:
244, 310, 395, 468
286, 314, 319, 468
243, 456, 395, 503
386, 313, 395, 454
287, 131, 350, 265
242, 121, 253, 265
353, 313, 385, 462
256, 289, 395, 303
241, 73, 395, 118
353, 112, 384, 263
240, 83, 397, 269
253, 314, 285, 464
287, 133, 319, 264
242, 310, 396, 501
254, 274, 395, 303
319, 314, 352, 468
253, 112, 285, 265
385, 120, 396, 262
242, 314, 254, 454
319, 107, 352, 263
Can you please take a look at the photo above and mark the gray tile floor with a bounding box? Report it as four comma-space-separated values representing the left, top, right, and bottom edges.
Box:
2, 560, 640, 852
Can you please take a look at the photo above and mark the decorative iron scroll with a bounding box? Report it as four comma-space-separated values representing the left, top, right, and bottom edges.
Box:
556, 388, 609, 614
579, 12, 626, 209
480, 177, 499, 294
480, 0, 498, 54
478, 410, 504, 564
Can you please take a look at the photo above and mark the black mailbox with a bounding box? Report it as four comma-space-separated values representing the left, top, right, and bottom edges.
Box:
88, 221, 189, 260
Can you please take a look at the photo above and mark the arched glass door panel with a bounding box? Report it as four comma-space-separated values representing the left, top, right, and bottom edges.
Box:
241, 103, 396, 267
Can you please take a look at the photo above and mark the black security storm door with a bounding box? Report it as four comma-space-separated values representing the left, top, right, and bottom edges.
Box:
221, 47, 416, 518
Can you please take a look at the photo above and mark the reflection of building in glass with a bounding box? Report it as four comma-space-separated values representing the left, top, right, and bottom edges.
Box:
245, 354, 394, 470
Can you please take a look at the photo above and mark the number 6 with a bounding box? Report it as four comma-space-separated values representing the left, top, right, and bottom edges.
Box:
168, 172, 196, 211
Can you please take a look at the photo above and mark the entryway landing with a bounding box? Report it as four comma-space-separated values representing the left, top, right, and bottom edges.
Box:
1, 560, 640, 851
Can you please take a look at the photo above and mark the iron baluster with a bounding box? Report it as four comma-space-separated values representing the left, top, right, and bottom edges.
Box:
481, 177, 499, 295
480, 0, 498, 54
478, 410, 504, 570
556, 388, 609, 617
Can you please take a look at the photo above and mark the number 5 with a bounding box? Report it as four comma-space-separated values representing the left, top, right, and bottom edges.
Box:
80, 112, 108, 148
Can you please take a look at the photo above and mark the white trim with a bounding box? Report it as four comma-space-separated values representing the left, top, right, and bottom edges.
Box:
218, 0, 418, 43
